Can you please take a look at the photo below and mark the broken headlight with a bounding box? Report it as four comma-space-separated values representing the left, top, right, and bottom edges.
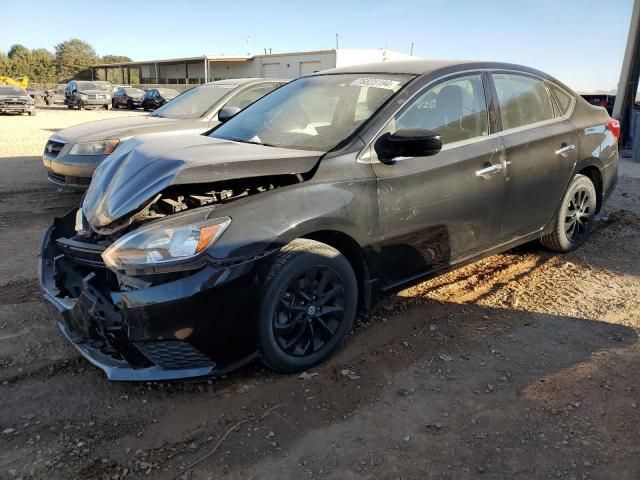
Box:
102, 210, 231, 272
69, 139, 120, 156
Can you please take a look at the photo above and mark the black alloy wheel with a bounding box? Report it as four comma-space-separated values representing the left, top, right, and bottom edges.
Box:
258, 239, 357, 373
540, 174, 597, 252
565, 187, 591, 243
274, 266, 346, 357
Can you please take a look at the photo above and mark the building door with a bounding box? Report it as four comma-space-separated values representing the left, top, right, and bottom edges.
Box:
262, 63, 281, 78
300, 61, 321, 76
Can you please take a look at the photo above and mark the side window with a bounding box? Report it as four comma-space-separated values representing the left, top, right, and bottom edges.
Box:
493, 74, 554, 130
395, 74, 488, 145
548, 83, 574, 116
225, 84, 276, 110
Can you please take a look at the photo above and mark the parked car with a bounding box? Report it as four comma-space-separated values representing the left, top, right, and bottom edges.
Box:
140, 88, 180, 110
26, 86, 46, 103
64, 80, 112, 110
45, 83, 67, 105
40, 60, 619, 381
43, 78, 285, 188
112, 87, 146, 109
0, 85, 36, 115
580, 93, 615, 116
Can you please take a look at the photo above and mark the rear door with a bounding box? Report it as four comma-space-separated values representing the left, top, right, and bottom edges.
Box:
371, 73, 506, 288
490, 72, 577, 240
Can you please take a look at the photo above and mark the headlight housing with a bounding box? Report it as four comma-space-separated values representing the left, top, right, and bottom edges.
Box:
79, 94, 88, 100
101, 210, 231, 273
69, 139, 120, 156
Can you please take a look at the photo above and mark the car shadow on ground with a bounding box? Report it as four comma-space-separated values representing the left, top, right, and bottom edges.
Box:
51, 298, 638, 480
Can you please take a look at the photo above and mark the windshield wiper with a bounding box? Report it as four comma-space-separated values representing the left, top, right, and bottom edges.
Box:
226, 137, 279, 148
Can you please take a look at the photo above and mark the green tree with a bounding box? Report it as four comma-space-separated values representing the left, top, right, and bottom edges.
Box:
0, 53, 11, 76
30, 49, 56, 84
54, 39, 98, 81
7, 44, 31, 78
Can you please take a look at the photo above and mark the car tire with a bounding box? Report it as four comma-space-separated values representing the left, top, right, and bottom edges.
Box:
258, 239, 358, 373
112, 99, 117, 109
78, 101, 84, 110
105, 104, 111, 110
127, 100, 133, 110
67, 104, 73, 109
540, 174, 597, 252
28, 109, 35, 116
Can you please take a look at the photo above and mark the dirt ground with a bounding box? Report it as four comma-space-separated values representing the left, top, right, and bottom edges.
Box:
1, 106, 640, 480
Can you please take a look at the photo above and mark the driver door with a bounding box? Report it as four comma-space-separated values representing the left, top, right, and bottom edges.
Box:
371, 73, 506, 288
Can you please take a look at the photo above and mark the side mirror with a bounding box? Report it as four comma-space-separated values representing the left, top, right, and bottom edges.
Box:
218, 106, 241, 123
374, 128, 442, 163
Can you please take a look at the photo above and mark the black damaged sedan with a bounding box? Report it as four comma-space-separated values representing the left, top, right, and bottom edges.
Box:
40, 60, 619, 381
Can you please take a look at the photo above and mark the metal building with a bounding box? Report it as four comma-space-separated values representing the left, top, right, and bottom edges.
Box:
91, 48, 415, 87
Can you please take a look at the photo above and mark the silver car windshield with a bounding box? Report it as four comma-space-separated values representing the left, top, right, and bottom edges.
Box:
151, 85, 235, 120
0, 86, 25, 95
210, 73, 413, 152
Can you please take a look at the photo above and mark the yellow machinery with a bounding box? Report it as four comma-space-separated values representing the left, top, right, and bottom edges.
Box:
0, 76, 29, 89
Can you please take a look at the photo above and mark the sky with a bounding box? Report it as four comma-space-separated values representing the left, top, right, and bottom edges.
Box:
0, 0, 633, 92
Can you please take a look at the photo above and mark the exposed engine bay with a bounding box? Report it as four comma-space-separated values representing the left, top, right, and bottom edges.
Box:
77, 173, 305, 241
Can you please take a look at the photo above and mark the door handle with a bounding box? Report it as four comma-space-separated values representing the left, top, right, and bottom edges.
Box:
555, 144, 576, 157
475, 163, 503, 178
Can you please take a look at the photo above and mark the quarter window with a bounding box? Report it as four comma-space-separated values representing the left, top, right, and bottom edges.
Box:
548, 83, 574, 116
493, 74, 554, 130
395, 74, 488, 145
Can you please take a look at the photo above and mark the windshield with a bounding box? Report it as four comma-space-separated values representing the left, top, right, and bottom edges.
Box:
124, 88, 145, 96
0, 86, 25, 95
76, 82, 99, 91
151, 85, 236, 119
210, 74, 413, 151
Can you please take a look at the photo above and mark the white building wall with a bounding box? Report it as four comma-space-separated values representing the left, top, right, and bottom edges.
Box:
335, 49, 416, 68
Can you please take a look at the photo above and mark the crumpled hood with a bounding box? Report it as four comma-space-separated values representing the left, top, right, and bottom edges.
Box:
53, 115, 206, 143
82, 135, 322, 228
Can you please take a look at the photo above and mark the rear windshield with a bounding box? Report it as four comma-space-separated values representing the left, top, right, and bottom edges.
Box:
151, 85, 236, 119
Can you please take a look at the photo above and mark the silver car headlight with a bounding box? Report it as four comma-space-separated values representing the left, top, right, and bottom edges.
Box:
101, 210, 231, 272
69, 140, 120, 156
79, 94, 88, 100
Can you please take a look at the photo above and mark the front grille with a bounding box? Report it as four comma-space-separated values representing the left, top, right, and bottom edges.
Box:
135, 341, 215, 369
45, 140, 65, 158
87, 94, 97, 100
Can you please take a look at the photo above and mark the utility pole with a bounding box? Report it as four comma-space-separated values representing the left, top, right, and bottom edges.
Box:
246, 35, 251, 55
336, 33, 339, 50
410, 42, 414, 56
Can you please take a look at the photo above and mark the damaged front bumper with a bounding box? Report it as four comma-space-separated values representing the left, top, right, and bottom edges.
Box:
38, 209, 261, 381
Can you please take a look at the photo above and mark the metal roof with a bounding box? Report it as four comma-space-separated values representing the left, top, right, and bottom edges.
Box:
92, 55, 251, 68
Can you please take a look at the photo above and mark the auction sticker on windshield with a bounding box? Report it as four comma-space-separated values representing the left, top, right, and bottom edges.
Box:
349, 78, 402, 90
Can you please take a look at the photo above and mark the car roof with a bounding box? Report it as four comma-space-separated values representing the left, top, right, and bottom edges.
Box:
201, 78, 288, 87
322, 59, 551, 78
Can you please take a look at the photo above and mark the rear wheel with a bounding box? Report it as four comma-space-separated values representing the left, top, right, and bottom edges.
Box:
540, 174, 597, 252
258, 239, 357, 373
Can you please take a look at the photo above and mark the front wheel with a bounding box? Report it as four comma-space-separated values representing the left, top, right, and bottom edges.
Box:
258, 239, 358, 373
540, 174, 597, 252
